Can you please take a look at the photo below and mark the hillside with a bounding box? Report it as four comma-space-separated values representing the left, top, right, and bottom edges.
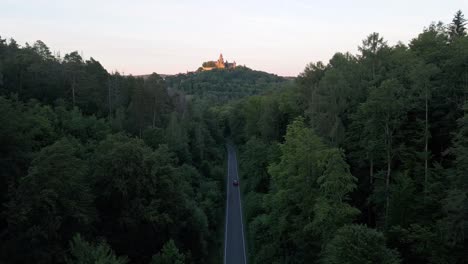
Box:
165, 66, 291, 102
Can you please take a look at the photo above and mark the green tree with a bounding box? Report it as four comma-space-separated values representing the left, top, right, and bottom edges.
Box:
322, 225, 400, 264
202, 61, 216, 68
409, 61, 439, 197
63, 51, 84, 107
312, 149, 360, 241
165, 111, 191, 162
66, 234, 128, 264
356, 79, 407, 224
358, 32, 389, 83
448, 10, 467, 39
144, 73, 168, 128
306, 53, 361, 145
439, 103, 468, 255
5, 138, 94, 263
151, 240, 185, 264
91, 135, 208, 262
262, 118, 328, 262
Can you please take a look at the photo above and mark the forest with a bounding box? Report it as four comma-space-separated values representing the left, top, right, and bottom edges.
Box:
165, 67, 290, 102
226, 11, 468, 264
0, 9, 467, 264
0, 37, 228, 263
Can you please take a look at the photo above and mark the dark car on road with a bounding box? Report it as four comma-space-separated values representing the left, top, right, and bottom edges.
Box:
233, 180, 239, 186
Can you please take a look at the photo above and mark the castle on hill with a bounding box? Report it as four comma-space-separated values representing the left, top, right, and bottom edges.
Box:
201, 54, 236, 71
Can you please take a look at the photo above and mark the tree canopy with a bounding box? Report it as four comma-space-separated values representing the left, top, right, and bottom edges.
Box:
223, 10, 468, 264
1, 9, 468, 264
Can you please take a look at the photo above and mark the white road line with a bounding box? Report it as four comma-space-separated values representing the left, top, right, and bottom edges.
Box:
223, 145, 230, 264
233, 147, 248, 264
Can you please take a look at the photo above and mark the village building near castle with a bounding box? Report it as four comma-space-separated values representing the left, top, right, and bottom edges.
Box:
201, 54, 236, 71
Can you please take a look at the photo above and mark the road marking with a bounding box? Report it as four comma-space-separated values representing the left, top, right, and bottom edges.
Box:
233, 147, 248, 264
224, 145, 229, 264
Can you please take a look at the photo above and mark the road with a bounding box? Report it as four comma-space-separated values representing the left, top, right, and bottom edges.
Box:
224, 144, 247, 264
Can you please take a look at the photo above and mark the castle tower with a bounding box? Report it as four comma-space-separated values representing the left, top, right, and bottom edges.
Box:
216, 53, 225, 68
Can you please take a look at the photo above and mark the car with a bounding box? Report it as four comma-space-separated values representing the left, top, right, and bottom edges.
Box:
233, 180, 239, 186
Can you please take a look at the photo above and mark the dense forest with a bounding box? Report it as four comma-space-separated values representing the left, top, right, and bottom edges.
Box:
0, 37, 227, 263
165, 67, 290, 102
225, 10, 468, 264
1, 9, 467, 264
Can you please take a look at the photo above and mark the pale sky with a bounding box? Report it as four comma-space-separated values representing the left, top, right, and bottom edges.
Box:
1, 0, 467, 76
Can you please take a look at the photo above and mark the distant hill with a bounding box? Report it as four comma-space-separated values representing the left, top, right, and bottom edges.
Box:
165, 66, 290, 102
133, 73, 173, 79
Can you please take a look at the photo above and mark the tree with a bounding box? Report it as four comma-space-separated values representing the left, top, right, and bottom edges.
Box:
91, 135, 208, 262
358, 32, 389, 82
409, 61, 439, 197
202, 61, 216, 68
63, 51, 84, 106
297, 61, 326, 87
257, 118, 359, 262
81, 57, 109, 115
4, 138, 94, 263
451, 103, 468, 192
306, 53, 360, 145
410, 22, 448, 65
312, 148, 359, 241
144, 73, 168, 128
322, 224, 400, 264
66, 234, 128, 264
356, 79, 407, 224
439, 103, 468, 253
264, 118, 328, 262
317, 150, 358, 206
448, 10, 467, 39
151, 240, 185, 264
165, 111, 190, 162
92, 135, 171, 261
32, 40, 54, 61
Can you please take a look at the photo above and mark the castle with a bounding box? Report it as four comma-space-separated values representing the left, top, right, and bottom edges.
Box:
201, 54, 236, 71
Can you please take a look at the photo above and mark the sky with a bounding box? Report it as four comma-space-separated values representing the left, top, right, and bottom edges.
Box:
1, 0, 467, 76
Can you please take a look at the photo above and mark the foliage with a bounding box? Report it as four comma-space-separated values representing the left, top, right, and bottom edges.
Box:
150, 240, 185, 264
1, 10, 468, 264
0, 37, 225, 264
4, 138, 94, 263
322, 224, 400, 264
66, 234, 128, 264
226, 11, 468, 264
202, 61, 216, 68
165, 66, 289, 102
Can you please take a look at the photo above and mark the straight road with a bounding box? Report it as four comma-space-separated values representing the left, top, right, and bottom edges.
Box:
224, 144, 247, 264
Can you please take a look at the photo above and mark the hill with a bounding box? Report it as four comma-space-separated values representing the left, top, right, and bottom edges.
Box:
165, 66, 291, 102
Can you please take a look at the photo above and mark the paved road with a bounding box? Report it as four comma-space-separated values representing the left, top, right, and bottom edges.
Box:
224, 144, 247, 264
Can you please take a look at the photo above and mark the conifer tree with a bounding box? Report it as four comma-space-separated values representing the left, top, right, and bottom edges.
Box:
449, 10, 467, 39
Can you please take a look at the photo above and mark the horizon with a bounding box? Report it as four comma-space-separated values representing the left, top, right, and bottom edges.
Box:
2, 0, 467, 76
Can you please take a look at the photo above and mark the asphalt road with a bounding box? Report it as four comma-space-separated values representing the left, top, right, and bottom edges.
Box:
224, 144, 247, 264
